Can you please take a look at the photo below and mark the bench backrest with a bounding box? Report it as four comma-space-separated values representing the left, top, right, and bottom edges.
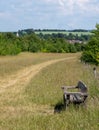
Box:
76, 81, 88, 93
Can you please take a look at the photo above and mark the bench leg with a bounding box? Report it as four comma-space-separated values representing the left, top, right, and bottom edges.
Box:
63, 94, 70, 109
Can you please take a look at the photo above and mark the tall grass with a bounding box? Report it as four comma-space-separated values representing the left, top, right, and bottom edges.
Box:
0, 53, 99, 130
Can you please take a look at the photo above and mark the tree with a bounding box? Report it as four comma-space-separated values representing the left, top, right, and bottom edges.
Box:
81, 24, 99, 65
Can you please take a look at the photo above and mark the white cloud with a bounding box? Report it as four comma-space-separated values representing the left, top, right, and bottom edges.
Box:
9, 0, 99, 17
43, 0, 90, 16
0, 0, 99, 31
58, 0, 65, 6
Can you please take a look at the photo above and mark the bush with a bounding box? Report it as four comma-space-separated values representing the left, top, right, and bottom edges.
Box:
81, 24, 99, 65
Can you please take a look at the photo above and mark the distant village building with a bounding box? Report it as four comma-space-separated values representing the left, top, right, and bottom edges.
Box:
68, 40, 83, 44
16, 32, 19, 37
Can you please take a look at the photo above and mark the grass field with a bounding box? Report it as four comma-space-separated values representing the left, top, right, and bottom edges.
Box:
35, 31, 92, 36
0, 52, 99, 130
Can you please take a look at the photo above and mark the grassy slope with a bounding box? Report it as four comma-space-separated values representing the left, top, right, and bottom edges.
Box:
0, 52, 99, 130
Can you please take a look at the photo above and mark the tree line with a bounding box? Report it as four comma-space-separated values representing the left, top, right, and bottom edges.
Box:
17, 29, 91, 41
34, 29, 91, 32
0, 32, 85, 55
37, 33, 90, 41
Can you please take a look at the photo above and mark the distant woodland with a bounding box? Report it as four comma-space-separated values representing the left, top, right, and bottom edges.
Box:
0, 29, 91, 55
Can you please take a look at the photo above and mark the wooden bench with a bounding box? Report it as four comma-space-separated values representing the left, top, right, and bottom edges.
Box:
61, 81, 88, 109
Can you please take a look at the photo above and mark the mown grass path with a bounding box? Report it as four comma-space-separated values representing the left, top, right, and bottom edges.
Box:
0, 56, 76, 93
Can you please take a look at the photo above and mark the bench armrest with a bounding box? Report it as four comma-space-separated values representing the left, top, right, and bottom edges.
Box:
61, 86, 76, 90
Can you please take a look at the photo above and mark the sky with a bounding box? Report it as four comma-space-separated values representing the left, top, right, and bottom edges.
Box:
0, 0, 99, 32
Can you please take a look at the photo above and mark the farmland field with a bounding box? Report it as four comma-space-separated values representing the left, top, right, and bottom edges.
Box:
35, 31, 92, 36
0, 52, 99, 130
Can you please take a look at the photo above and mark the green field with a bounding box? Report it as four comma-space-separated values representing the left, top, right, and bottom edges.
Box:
0, 52, 99, 130
35, 31, 92, 36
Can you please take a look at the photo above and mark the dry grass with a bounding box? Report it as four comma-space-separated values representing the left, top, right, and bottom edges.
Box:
0, 53, 77, 93
0, 52, 77, 77
0, 52, 99, 130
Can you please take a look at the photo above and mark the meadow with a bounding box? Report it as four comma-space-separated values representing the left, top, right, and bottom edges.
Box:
0, 52, 99, 130
35, 31, 92, 36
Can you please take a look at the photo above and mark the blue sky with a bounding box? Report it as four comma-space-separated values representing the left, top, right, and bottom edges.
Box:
0, 0, 99, 32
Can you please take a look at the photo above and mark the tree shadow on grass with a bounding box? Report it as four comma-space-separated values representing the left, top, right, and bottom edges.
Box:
54, 101, 65, 113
